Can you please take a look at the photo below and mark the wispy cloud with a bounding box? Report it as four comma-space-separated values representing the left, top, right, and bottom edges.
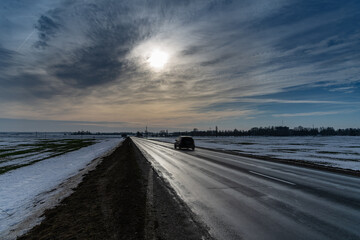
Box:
328, 86, 356, 93
272, 111, 352, 118
234, 98, 360, 105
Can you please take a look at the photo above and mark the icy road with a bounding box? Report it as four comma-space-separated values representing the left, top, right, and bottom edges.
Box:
132, 137, 360, 240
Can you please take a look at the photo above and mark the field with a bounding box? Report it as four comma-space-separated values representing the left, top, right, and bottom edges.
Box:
0, 133, 122, 239
152, 136, 360, 171
0, 137, 96, 174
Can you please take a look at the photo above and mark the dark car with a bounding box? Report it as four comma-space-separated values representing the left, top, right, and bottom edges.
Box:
174, 136, 195, 150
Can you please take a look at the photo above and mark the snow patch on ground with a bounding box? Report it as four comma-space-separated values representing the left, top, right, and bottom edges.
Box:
0, 138, 122, 239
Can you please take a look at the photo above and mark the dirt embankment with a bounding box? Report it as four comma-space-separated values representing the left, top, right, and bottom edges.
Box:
18, 138, 211, 240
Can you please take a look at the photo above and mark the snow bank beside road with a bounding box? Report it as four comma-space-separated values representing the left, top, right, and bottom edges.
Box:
0, 138, 122, 239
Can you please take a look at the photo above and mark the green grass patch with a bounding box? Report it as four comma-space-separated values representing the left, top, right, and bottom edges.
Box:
0, 138, 97, 175
0, 148, 42, 158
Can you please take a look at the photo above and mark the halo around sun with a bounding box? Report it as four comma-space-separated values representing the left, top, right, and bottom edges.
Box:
148, 49, 169, 70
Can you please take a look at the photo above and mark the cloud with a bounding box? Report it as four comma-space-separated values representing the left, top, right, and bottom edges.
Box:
328, 86, 356, 93
200, 54, 234, 67
0, 46, 14, 70
44, 1, 157, 88
234, 98, 360, 105
51, 45, 127, 88
180, 45, 204, 56
0, 117, 133, 132
272, 111, 349, 117
34, 14, 61, 49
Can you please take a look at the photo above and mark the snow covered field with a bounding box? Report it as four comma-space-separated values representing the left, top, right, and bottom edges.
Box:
151, 136, 360, 171
0, 133, 122, 239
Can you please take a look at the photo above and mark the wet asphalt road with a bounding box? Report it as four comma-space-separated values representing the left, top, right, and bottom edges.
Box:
132, 137, 360, 240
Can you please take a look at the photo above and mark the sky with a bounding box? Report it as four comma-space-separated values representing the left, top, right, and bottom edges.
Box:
0, 0, 359, 132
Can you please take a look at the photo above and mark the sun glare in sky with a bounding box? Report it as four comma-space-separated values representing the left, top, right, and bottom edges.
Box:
148, 49, 169, 69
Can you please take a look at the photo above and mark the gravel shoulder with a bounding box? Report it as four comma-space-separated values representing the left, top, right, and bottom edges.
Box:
18, 137, 212, 240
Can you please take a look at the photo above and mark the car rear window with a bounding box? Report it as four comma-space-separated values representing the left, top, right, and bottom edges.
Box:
182, 137, 194, 143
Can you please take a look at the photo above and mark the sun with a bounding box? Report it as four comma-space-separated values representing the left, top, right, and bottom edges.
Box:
148, 49, 169, 70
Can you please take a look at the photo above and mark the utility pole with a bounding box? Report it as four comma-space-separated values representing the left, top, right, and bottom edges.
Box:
216, 126, 218, 137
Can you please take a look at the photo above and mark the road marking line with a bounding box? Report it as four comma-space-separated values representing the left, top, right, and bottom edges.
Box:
249, 171, 296, 185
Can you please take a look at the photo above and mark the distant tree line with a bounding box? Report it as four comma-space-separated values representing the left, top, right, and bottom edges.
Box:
71, 130, 92, 135
70, 131, 131, 137
168, 126, 360, 137
70, 126, 360, 137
